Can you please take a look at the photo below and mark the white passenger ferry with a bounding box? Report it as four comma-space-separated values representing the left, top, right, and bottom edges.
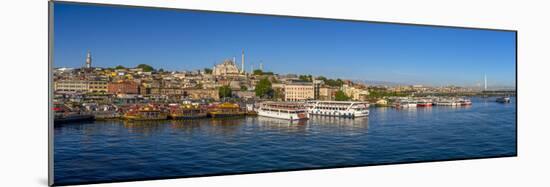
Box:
305, 101, 369, 118
257, 102, 309, 121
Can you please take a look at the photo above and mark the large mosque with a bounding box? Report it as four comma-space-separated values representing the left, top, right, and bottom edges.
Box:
212, 50, 246, 76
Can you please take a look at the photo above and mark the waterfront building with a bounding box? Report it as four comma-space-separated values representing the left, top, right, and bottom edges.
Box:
234, 91, 256, 100
149, 87, 185, 96
88, 80, 108, 93
107, 80, 139, 94
184, 89, 220, 100
319, 86, 338, 101
313, 79, 323, 100
284, 82, 314, 101
212, 59, 240, 76
342, 84, 369, 101
54, 79, 89, 93
229, 80, 242, 90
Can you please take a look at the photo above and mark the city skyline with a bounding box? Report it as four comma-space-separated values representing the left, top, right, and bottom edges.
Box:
54, 3, 516, 87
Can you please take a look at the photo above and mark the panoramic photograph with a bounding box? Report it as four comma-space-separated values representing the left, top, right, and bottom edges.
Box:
51, 2, 517, 186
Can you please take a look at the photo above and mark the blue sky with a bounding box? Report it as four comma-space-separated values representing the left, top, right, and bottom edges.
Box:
53, 3, 516, 87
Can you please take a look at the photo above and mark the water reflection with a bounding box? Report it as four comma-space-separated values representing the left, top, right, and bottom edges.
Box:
54, 99, 517, 185
122, 120, 168, 135
309, 116, 369, 128
255, 116, 309, 133
210, 117, 245, 126
168, 120, 203, 133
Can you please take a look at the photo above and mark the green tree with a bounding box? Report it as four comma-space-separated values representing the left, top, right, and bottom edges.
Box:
253, 69, 263, 75
204, 68, 213, 74
325, 78, 344, 87
240, 85, 248, 91
115, 65, 126, 69
218, 85, 232, 99
136, 64, 155, 72
299, 74, 312, 82
262, 71, 274, 75
335, 90, 350, 101
273, 89, 284, 100
255, 77, 273, 98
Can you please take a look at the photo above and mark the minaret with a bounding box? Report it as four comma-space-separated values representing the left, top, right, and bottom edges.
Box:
484, 74, 487, 91
259, 62, 263, 71
85, 50, 92, 68
241, 49, 245, 74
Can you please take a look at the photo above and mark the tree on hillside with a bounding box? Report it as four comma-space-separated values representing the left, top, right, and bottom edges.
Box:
299, 74, 313, 82
136, 64, 155, 72
204, 68, 213, 74
253, 69, 263, 75
316, 76, 344, 87
262, 71, 274, 75
335, 90, 350, 101
317, 76, 327, 81
218, 85, 232, 99
325, 78, 344, 87
115, 65, 126, 69
255, 77, 273, 98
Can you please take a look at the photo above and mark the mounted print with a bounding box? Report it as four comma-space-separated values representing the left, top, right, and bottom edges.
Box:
49, 1, 517, 186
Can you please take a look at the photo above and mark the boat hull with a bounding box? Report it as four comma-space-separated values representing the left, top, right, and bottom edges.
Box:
417, 103, 433, 107
54, 115, 95, 124
208, 112, 245, 118
308, 109, 368, 118
258, 109, 309, 121
168, 113, 208, 120
124, 116, 167, 121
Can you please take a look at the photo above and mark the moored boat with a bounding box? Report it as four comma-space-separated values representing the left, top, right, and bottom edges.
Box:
208, 102, 246, 118
168, 104, 207, 120
54, 112, 95, 124
416, 100, 433, 107
496, 96, 511, 103
123, 105, 167, 120
53, 105, 95, 124
258, 102, 309, 121
395, 100, 417, 108
458, 98, 472, 106
306, 101, 369, 118
434, 100, 454, 106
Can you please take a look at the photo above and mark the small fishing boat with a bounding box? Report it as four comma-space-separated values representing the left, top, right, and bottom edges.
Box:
417, 100, 433, 107
458, 98, 472, 106
496, 96, 511, 103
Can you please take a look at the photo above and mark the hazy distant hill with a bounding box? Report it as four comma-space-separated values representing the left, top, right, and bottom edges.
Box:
354, 80, 412, 86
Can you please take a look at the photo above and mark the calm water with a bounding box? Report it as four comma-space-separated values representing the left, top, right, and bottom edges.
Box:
54, 97, 516, 185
